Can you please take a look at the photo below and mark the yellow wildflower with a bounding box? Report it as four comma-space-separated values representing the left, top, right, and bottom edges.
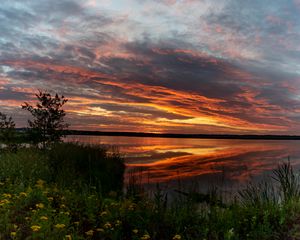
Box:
100, 211, 107, 217
55, 223, 66, 229
3, 193, 12, 198
36, 179, 45, 185
31, 225, 41, 232
65, 235, 72, 240
36, 179, 45, 188
133, 229, 138, 234
115, 220, 121, 226
19, 192, 27, 197
85, 230, 94, 236
40, 216, 48, 221
0, 199, 10, 206
36, 203, 44, 209
141, 234, 151, 240
10, 232, 16, 237
173, 235, 182, 240
110, 202, 118, 207
104, 222, 112, 229
128, 203, 137, 211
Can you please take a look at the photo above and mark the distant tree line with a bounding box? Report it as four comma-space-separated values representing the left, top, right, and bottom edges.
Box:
0, 90, 69, 149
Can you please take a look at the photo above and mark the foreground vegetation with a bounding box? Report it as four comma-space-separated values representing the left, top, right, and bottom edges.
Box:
1, 143, 300, 239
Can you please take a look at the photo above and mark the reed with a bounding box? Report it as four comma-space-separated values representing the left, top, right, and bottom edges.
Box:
272, 159, 300, 202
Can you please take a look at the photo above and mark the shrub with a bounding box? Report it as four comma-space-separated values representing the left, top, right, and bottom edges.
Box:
47, 142, 125, 194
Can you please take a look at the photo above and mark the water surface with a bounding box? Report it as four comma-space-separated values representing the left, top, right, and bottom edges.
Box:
66, 135, 300, 191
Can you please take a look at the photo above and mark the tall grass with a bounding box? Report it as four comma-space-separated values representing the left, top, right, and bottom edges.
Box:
272, 160, 300, 202
0, 142, 125, 195
238, 182, 277, 207
47, 142, 125, 194
238, 161, 300, 206
0, 148, 51, 185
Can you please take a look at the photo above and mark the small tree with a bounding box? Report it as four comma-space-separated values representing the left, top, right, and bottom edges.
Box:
0, 112, 16, 143
22, 90, 69, 148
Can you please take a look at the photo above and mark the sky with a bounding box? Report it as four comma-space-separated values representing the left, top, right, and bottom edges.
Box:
1, 0, 300, 134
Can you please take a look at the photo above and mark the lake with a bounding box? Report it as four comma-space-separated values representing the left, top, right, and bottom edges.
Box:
65, 135, 300, 193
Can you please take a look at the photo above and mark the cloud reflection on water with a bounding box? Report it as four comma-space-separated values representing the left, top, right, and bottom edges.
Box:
66, 136, 300, 189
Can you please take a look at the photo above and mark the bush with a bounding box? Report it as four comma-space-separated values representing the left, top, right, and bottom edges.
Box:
47, 142, 125, 194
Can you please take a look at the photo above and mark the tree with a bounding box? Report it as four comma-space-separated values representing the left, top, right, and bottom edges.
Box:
22, 90, 69, 147
0, 112, 16, 143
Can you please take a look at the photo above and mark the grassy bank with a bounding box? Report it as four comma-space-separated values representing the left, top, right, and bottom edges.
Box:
1, 143, 300, 239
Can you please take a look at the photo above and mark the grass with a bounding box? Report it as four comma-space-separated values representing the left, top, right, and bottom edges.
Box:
47, 143, 124, 194
1, 143, 300, 239
0, 143, 124, 195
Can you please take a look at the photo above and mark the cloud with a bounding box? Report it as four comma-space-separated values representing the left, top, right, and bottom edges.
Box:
0, 0, 300, 133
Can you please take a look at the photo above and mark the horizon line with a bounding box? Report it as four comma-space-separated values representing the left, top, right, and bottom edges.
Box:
60, 129, 300, 140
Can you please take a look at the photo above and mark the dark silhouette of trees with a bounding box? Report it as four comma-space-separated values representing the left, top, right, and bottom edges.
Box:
22, 90, 69, 148
0, 112, 16, 143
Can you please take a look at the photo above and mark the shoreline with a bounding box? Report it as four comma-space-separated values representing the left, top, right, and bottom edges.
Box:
62, 130, 300, 140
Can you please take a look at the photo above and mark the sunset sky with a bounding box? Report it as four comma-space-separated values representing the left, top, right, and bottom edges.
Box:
1, 0, 300, 134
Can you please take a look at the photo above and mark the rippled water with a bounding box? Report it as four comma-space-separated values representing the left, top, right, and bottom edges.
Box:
65, 135, 300, 192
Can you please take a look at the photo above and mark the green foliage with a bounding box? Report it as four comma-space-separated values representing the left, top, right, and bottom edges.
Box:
47, 142, 125, 194
1, 147, 300, 239
0, 112, 16, 144
0, 142, 124, 195
21, 90, 68, 147
0, 148, 51, 185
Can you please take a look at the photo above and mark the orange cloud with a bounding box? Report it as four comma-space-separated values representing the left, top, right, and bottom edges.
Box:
0, 51, 297, 134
